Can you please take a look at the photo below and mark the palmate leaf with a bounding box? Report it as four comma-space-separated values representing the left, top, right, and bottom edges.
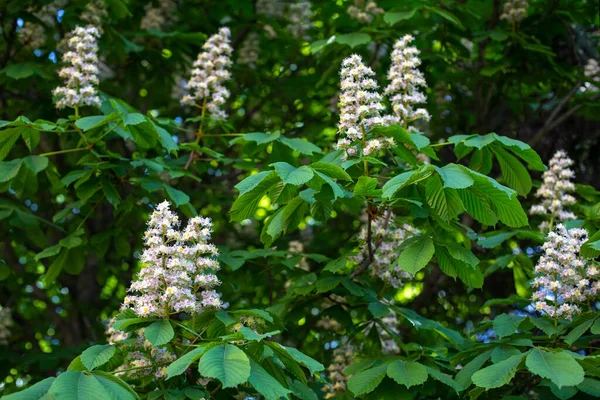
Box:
347, 364, 388, 396
386, 361, 428, 388
247, 358, 292, 400
456, 350, 493, 388
449, 133, 544, 195
144, 320, 174, 347
198, 344, 251, 388
472, 353, 524, 389
490, 145, 532, 196
425, 175, 465, 220
47, 371, 136, 400
81, 344, 115, 371
230, 172, 281, 222
525, 349, 584, 389
493, 313, 525, 339
397, 237, 435, 275
1, 377, 55, 400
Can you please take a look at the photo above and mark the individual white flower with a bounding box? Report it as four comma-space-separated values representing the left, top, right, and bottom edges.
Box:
286, 1, 312, 40
385, 35, 430, 130
529, 150, 577, 230
347, 0, 384, 24
353, 212, 419, 288
182, 27, 233, 120
140, 0, 178, 31
337, 54, 391, 157
322, 342, 354, 399
500, 0, 528, 24
532, 224, 598, 320
124, 201, 223, 318
81, 0, 108, 32
0, 306, 13, 345
53, 26, 102, 109
237, 32, 260, 69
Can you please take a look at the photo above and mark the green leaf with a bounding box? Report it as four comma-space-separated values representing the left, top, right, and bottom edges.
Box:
81, 344, 116, 371
314, 171, 347, 199
144, 320, 175, 347
272, 162, 314, 186
493, 314, 525, 339
59, 235, 83, 249
456, 350, 493, 388
48, 371, 135, 400
491, 345, 522, 364
75, 114, 119, 131
425, 6, 465, 30
230, 173, 280, 222
490, 146, 532, 196
166, 346, 206, 379
247, 358, 292, 400
368, 302, 390, 318
425, 175, 464, 220
279, 137, 322, 155
477, 232, 517, 248
122, 113, 146, 126
0, 62, 49, 80
425, 367, 463, 393
273, 344, 324, 375
578, 378, 600, 397
238, 327, 280, 342
435, 164, 474, 189
347, 364, 388, 396
0, 159, 23, 182
397, 237, 435, 274
526, 349, 584, 389
165, 186, 190, 207
216, 311, 236, 327
382, 166, 433, 198
591, 319, 600, 334
335, 33, 371, 48
354, 176, 379, 196
23, 156, 48, 174
531, 317, 566, 337
289, 380, 318, 400
21, 126, 40, 151
1, 377, 55, 400
198, 344, 251, 388
310, 162, 352, 181
235, 171, 274, 196
387, 361, 428, 388
384, 9, 417, 25
472, 354, 524, 389
564, 318, 595, 346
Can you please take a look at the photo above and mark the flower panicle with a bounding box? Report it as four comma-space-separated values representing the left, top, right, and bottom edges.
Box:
123, 201, 224, 318
500, 0, 528, 24
182, 27, 233, 120
347, 0, 384, 24
532, 224, 599, 320
529, 150, 577, 230
385, 34, 430, 129
353, 212, 419, 288
53, 26, 102, 109
336, 54, 394, 158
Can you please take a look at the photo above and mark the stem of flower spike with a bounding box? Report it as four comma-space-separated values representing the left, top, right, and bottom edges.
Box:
185, 98, 208, 169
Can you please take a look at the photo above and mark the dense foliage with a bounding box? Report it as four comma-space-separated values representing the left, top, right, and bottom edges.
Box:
1, 0, 600, 399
